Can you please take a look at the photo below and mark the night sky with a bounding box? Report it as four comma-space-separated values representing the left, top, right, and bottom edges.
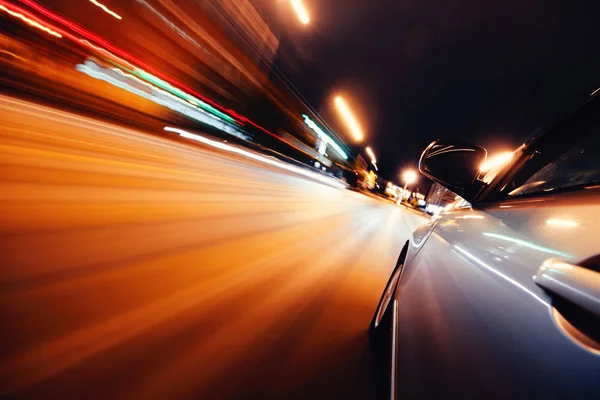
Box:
259, 0, 600, 182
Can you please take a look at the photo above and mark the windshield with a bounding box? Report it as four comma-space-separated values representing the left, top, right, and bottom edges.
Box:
495, 96, 600, 199
508, 133, 600, 196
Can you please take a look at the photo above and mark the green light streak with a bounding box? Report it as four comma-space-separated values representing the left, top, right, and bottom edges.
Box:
483, 232, 574, 258
134, 69, 236, 123
302, 114, 348, 160
100, 57, 237, 125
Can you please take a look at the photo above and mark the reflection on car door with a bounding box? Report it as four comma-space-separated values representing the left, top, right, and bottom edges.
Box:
394, 188, 600, 399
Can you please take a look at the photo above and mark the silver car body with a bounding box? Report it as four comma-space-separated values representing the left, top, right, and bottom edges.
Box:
390, 105, 600, 398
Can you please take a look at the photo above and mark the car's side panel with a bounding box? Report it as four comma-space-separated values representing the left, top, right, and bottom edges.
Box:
394, 189, 600, 399
403, 218, 438, 269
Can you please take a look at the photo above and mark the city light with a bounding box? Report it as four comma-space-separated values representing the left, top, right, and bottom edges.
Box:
89, 0, 122, 20
302, 114, 348, 160
403, 169, 417, 185
366, 146, 377, 163
334, 96, 364, 141
480, 151, 513, 173
290, 0, 310, 24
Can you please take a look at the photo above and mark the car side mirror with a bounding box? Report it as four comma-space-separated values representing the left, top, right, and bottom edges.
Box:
419, 140, 487, 202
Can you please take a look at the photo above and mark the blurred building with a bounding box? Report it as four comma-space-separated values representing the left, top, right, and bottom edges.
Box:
202, 0, 278, 67
143, 0, 280, 108
0, 0, 353, 176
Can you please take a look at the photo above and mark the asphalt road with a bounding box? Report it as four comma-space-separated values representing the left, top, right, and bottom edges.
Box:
0, 95, 428, 399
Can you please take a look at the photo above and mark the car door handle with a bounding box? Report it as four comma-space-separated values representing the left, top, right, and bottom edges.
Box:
533, 258, 600, 317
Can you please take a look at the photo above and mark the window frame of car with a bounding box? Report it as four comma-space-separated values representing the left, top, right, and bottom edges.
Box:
473, 93, 600, 205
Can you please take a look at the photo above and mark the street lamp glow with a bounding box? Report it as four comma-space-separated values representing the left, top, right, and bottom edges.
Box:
290, 0, 310, 25
480, 151, 513, 173
334, 96, 364, 142
403, 169, 417, 185
365, 146, 377, 163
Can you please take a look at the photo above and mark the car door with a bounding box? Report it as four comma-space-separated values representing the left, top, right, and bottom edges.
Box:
393, 114, 600, 398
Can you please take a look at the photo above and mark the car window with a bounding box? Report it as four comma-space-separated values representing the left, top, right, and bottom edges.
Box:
509, 133, 600, 196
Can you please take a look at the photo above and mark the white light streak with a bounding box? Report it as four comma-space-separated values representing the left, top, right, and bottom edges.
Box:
89, 0, 122, 20
454, 245, 549, 307
334, 96, 364, 141
0, 4, 62, 37
290, 0, 310, 24
366, 146, 377, 164
546, 219, 578, 228
480, 151, 513, 173
165, 127, 347, 190
482, 232, 573, 258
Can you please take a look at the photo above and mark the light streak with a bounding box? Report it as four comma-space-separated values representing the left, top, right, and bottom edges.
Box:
0, 3, 62, 38
546, 219, 578, 228
0, 49, 26, 61
76, 60, 247, 138
133, 69, 237, 124
366, 146, 376, 163
164, 127, 347, 190
427, 146, 476, 158
79, 39, 136, 70
482, 232, 574, 258
480, 151, 513, 173
454, 245, 549, 307
302, 114, 348, 160
334, 96, 364, 141
135, 0, 215, 61
88, 0, 122, 20
290, 0, 310, 24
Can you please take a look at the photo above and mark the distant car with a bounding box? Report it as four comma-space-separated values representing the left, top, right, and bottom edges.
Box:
370, 91, 600, 399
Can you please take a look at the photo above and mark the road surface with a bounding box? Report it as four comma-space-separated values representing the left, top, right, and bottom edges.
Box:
0, 95, 428, 399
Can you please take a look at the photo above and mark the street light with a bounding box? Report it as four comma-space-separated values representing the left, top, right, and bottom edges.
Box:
290, 0, 310, 25
334, 96, 364, 142
400, 169, 418, 204
365, 146, 376, 163
480, 151, 513, 173
403, 169, 417, 185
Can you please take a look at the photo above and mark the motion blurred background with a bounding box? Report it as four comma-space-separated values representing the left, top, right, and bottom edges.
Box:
0, 1, 426, 398
0, 0, 369, 181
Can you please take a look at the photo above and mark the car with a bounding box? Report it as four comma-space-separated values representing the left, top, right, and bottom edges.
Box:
369, 90, 600, 399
